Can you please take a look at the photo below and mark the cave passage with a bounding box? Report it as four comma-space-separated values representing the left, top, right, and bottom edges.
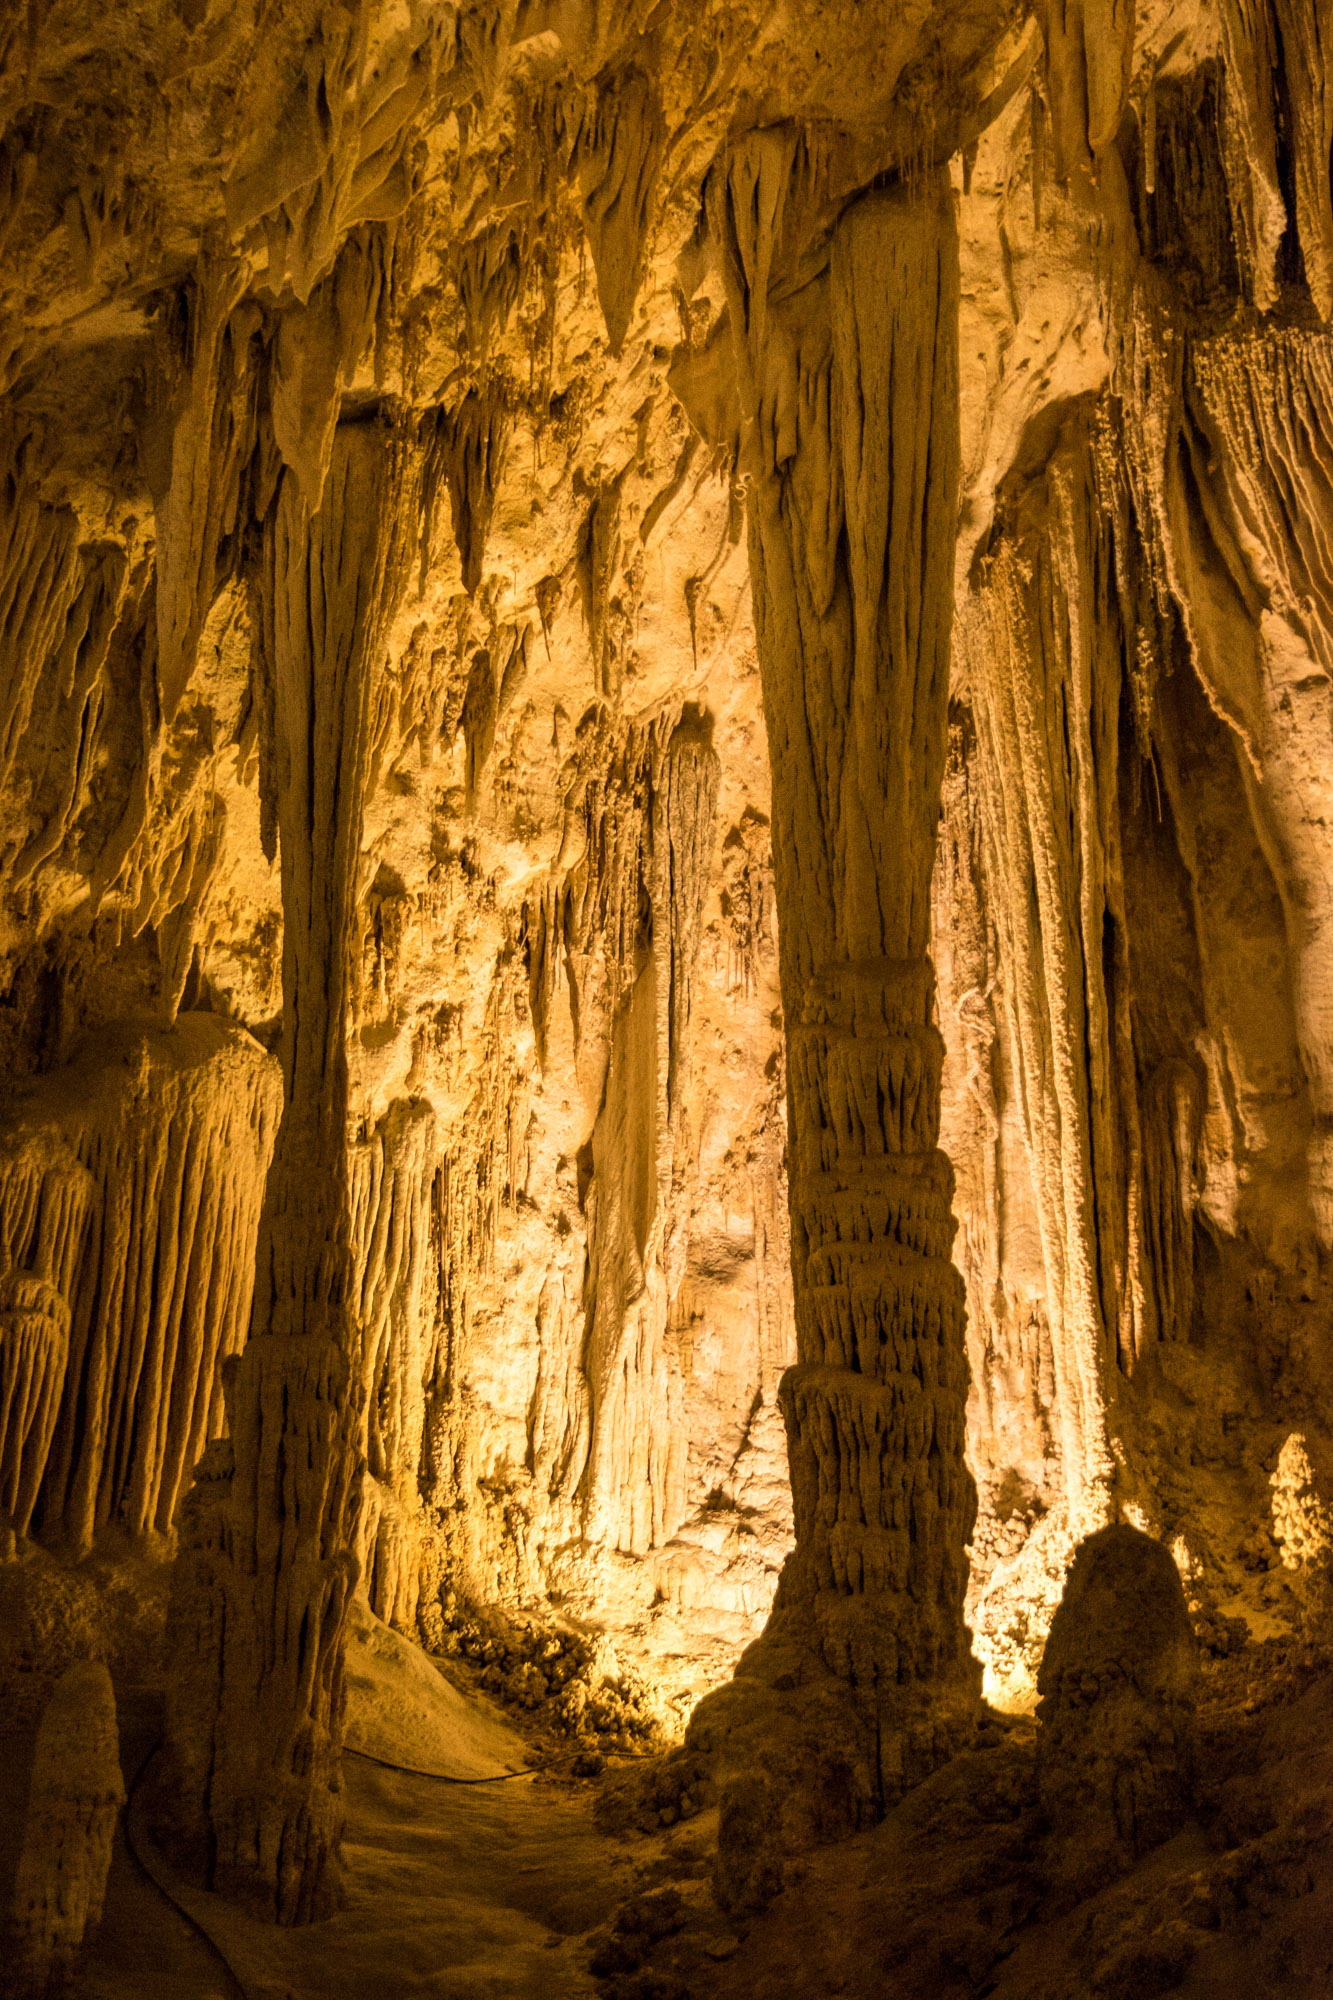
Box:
2, 3, 1333, 1996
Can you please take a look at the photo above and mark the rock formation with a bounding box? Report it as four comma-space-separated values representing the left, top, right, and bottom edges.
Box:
2, 1660, 124, 1999
163, 418, 416, 1920
0, 0, 1332, 1989
682, 163, 981, 1908
1036, 1523, 1198, 1898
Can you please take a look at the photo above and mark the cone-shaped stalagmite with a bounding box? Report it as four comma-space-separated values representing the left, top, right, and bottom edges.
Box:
689, 153, 979, 1903
163, 417, 410, 1923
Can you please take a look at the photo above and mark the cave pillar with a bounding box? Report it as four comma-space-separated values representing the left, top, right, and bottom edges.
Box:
162, 418, 407, 1923
692, 150, 979, 1846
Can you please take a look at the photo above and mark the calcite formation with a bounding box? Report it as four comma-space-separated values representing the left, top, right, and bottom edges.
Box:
681, 167, 981, 1909
163, 419, 417, 1920
2, 1659, 124, 1999
1036, 1523, 1198, 1896
0, 1016, 278, 1554
0, 0, 1331, 1984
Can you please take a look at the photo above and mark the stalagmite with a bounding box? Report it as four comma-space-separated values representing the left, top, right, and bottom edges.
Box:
1036, 1524, 1198, 1897
350, 1096, 438, 1633
2, 1660, 124, 2000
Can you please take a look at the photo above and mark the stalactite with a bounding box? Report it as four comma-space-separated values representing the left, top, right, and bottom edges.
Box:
221, 11, 436, 305
1270, 0, 1333, 318
1216, 0, 1284, 312
1140, 1057, 1201, 1348
459, 644, 497, 807
147, 254, 254, 724
418, 969, 531, 1612
164, 417, 413, 1924
1178, 331, 1333, 1241
64, 566, 266, 1029
0, 1019, 280, 1553
269, 229, 392, 514
454, 227, 525, 365
655, 706, 719, 1129
12, 543, 128, 889
0, 443, 82, 809
933, 707, 1062, 1639
423, 384, 512, 596
423, 678, 726, 1619
38, 1019, 279, 1552
0, 1134, 89, 1545
349, 1096, 439, 1634
533, 703, 720, 1561
959, 416, 1121, 1530
933, 716, 1003, 1373
576, 65, 665, 356
575, 471, 627, 697
0, 1279, 69, 1545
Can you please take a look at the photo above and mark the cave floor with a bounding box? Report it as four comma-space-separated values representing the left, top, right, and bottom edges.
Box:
85, 1742, 632, 1998
48, 1642, 1333, 2000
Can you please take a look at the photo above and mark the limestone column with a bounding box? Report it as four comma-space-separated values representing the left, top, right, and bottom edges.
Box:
691, 146, 978, 1866
162, 417, 408, 1923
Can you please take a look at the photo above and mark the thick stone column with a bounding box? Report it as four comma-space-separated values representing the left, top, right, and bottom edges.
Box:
688, 145, 979, 1898
162, 418, 408, 1923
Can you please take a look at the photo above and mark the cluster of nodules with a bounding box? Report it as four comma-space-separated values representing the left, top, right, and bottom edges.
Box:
774, 964, 975, 1704
439, 1602, 667, 1753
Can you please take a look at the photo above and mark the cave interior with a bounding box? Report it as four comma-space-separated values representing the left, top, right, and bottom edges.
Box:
1, 1, 1333, 1995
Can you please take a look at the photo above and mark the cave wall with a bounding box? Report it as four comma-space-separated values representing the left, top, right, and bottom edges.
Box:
0, 2, 803, 1742
940, 31, 1333, 1702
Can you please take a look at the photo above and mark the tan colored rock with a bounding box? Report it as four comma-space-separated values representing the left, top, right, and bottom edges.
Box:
0, 1019, 278, 1554
164, 420, 418, 1922
678, 161, 982, 1910
1271, 1433, 1333, 1572
3, 1660, 124, 2000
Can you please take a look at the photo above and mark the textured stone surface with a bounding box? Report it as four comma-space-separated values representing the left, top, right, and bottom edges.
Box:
2, 1660, 124, 2000
1036, 1524, 1198, 1896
